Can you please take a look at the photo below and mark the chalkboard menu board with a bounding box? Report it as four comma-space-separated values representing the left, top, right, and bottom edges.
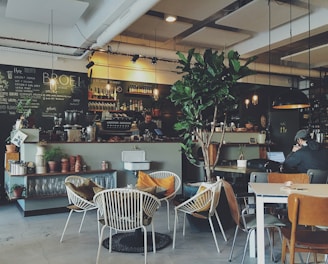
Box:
0, 64, 88, 129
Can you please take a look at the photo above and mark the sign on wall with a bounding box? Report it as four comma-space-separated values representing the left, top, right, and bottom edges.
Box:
0, 64, 88, 129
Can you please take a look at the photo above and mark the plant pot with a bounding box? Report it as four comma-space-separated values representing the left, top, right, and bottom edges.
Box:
48, 161, 57, 173
6, 144, 16, 153
13, 188, 24, 198
237, 159, 247, 168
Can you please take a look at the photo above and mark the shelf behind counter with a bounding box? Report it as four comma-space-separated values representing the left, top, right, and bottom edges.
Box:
5, 169, 117, 216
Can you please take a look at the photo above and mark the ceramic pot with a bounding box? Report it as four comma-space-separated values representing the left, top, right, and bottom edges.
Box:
6, 144, 16, 153
48, 161, 57, 173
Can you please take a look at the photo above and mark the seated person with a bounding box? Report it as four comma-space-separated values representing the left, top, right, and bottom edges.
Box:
283, 129, 328, 173
138, 111, 158, 136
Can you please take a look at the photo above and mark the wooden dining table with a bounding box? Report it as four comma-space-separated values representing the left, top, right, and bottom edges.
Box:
248, 182, 328, 264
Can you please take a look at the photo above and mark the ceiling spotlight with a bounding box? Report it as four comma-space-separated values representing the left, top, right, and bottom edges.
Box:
164, 14, 177, 23
86, 61, 95, 69
131, 54, 140, 63
151, 57, 158, 64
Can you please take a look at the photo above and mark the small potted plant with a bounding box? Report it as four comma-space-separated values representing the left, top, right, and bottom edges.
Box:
11, 184, 25, 198
44, 146, 63, 172
237, 144, 247, 168
16, 97, 32, 129
5, 136, 16, 153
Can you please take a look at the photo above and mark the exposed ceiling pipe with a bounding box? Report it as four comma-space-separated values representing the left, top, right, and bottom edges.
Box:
90, 0, 160, 51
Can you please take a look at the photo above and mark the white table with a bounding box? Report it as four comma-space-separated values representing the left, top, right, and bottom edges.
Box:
248, 183, 328, 264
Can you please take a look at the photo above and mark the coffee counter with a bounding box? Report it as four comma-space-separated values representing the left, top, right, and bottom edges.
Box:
19, 141, 183, 188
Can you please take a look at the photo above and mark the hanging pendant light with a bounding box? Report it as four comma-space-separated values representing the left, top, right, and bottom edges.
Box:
49, 9, 57, 93
272, 88, 310, 109
105, 46, 112, 96
272, 0, 310, 109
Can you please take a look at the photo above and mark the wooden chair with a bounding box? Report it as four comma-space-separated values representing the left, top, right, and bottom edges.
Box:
172, 179, 227, 253
94, 188, 161, 264
281, 193, 328, 264
267, 172, 310, 184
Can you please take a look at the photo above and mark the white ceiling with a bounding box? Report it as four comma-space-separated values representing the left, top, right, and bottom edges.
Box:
0, 0, 328, 74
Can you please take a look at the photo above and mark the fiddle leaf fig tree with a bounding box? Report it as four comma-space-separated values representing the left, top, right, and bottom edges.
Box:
169, 48, 256, 181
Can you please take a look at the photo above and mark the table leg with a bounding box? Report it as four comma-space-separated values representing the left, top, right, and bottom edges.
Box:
256, 196, 265, 264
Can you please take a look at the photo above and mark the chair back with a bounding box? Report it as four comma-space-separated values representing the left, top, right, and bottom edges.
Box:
222, 180, 240, 227
307, 169, 328, 184
209, 180, 223, 216
93, 188, 160, 231
288, 193, 328, 227
148, 171, 181, 199
249, 172, 268, 183
267, 172, 309, 184
64, 175, 96, 210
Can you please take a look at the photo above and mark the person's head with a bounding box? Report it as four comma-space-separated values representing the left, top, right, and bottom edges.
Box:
144, 112, 152, 123
294, 129, 310, 145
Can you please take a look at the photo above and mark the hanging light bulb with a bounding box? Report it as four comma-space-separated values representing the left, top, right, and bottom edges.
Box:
153, 88, 159, 101
252, 94, 258, 105
245, 98, 250, 109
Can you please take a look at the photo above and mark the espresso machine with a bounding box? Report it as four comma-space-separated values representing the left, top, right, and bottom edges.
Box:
63, 110, 83, 142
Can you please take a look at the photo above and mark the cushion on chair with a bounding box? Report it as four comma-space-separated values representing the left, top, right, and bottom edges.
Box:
136, 171, 175, 196
136, 186, 157, 195
93, 186, 106, 194
65, 178, 99, 200
195, 184, 220, 213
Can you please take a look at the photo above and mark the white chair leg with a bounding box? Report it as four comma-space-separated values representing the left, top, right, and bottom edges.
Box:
96, 225, 106, 264
208, 217, 221, 253
78, 210, 87, 233
182, 213, 186, 236
151, 223, 156, 253
214, 211, 227, 241
229, 225, 239, 262
60, 209, 73, 242
143, 227, 147, 264
172, 209, 178, 249
242, 229, 254, 264
165, 199, 170, 231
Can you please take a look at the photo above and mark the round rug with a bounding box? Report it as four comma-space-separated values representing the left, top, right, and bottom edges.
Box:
102, 232, 172, 253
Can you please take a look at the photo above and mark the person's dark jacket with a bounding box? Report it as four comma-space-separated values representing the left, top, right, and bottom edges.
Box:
283, 140, 328, 173
138, 121, 157, 136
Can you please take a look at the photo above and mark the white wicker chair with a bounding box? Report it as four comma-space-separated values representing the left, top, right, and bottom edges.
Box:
60, 175, 101, 242
148, 171, 181, 230
94, 188, 161, 264
172, 179, 227, 253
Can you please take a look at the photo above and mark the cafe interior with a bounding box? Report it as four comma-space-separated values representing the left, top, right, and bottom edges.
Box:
1, 0, 328, 263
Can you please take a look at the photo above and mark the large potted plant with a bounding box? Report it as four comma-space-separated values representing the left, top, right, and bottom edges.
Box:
168, 48, 256, 182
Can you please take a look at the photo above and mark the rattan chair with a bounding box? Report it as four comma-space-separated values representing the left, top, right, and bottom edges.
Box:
172, 179, 227, 253
148, 171, 181, 230
60, 175, 101, 242
94, 188, 161, 264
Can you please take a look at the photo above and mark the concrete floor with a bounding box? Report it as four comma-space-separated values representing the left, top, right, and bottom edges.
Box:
0, 201, 320, 264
